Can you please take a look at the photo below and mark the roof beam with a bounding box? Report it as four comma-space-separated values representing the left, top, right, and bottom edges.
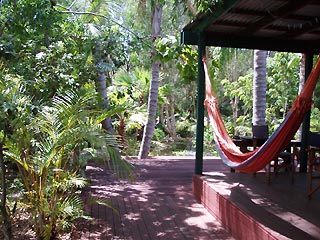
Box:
192, 0, 239, 33
181, 30, 320, 53
241, 1, 313, 34
282, 19, 320, 38
204, 33, 319, 53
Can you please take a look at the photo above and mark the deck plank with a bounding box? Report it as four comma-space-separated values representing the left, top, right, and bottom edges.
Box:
75, 156, 320, 239
81, 157, 234, 239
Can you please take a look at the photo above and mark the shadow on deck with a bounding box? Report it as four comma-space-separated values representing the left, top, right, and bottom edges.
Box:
194, 160, 320, 240
74, 156, 320, 240
75, 156, 234, 240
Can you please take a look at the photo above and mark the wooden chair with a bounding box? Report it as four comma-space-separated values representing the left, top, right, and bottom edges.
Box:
252, 125, 268, 151
291, 139, 301, 172
252, 125, 294, 184
307, 132, 320, 199
252, 125, 267, 178
268, 151, 293, 184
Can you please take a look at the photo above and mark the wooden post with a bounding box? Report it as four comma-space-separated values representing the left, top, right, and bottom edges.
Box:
195, 33, 206, 175
300, 53, 314, 172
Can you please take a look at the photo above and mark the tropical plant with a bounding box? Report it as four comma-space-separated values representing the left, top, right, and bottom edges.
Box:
108, 67, 149, 151
193, 0, 224, 12
266, 52, 300, 131
0, 73, 35, 240
5, 89, 131, 240
212, 48, 253, 135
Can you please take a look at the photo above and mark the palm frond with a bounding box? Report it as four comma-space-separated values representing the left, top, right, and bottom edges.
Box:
87, 196, 119, 216
57, 195, 84, 231
66, 175, 88, 189
94, 106, 126, 125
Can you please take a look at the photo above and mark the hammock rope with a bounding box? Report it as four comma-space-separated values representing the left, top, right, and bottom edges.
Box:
204, 55, 320, 172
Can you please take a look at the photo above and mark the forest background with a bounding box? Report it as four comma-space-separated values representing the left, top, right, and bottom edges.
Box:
1, 0, 320, 239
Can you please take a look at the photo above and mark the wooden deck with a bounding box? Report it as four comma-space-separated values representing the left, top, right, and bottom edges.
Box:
76, 156, 320, 240
194, 159, 320, 240
77, 157, 234, 240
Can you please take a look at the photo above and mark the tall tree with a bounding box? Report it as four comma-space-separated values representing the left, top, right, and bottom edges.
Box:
297, 53, 306, 140
94, 41, 115, 133
215, 48, 253, 135
138, 1, 163, 159
252, 50, 267, 127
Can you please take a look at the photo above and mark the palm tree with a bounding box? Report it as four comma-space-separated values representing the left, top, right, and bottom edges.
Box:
138, 1, 163, 159
94, 41, 115, 133
252, 50, 267, 127
5, 90, 131, 239
297, 53, 306, 140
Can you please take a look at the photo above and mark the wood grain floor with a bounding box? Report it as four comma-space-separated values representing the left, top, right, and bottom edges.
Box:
77, 157, 234, 240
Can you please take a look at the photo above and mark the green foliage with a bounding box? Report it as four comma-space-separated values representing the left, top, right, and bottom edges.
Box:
235, 116, 252, 136
194, 0, 224, 12
266, 52, 300, 121
209, 47, 253, 111
310, 107, 320, 132
1, 0, 97, 105
108, 67, 149, 137
0, 0, 138, 238
176, 118, 195, 138
203, 125, 218, 155
155, 35, 197, 84
5, 90, 131, 239
152, 128, 166, 141
0, 74, 34, 132
215, 50, 302, 136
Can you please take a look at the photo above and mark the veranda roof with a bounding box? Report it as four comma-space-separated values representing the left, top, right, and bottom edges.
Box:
182, 0, 320, 53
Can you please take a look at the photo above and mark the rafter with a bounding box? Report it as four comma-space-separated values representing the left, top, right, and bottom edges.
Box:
240, 1, 313, 34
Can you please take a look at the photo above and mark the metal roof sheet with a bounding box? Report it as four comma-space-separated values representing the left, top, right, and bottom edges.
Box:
182, 0, 320, 53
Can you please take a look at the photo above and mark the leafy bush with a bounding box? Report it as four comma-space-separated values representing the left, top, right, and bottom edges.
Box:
311, 107, 320, 132
5, 90, 131, 240
152, 128, 166, 141
203, 125, 218, 155
176, 118, 196, 138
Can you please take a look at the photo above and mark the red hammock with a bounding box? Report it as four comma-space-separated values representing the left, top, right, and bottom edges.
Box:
204, 55, 320, 172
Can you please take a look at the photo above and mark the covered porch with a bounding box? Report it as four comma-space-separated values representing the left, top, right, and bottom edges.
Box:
181, 0, 320, 175
180, 1, 320, 239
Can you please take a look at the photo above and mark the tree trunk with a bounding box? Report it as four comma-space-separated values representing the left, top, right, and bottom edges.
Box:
160, 94, 177, 139
138, 3, 163, 159
297, 53, 306, 140
186, 0, 197, 16
94, 42, 114, 133
252, 50, 267, 126
0, 136, 12, 240
232, 50, 239, 135
232, 96, 239, 135
168, 93, 176, 138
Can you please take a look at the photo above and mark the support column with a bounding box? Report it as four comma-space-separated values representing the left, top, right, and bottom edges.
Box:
300, 53, 314, 172
195, 33, 206, 175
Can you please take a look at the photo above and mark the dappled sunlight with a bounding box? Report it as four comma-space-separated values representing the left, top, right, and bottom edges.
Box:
203, 171, 226, 177
184, 203, 228, 231
207, 181, 239, 195
244, 184, 320, 238
184, 216, 218, 230
81, 157, 234, 239
124, 212, 141, 221
195, 171, 320, 240
86, 165, 104, 172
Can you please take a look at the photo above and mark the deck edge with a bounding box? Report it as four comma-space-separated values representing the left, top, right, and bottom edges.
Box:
192, 174, 286, 240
